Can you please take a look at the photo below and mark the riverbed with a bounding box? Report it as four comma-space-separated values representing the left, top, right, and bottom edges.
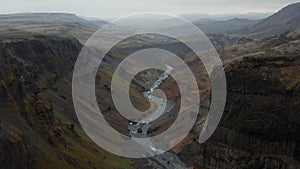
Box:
128, 65, 190, 169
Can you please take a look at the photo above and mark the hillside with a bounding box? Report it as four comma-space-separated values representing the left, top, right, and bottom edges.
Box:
0, 5, 300, 168
237, 2, 300, 38
0, 34, 135, 169
180, 28, 300, 169
0, 13, 107, 43
194, 18, 258, 34
195, 54, 300, 169
0, 13, 106, 28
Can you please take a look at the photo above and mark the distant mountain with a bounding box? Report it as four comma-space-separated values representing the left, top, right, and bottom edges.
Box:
237, 2, 300, 38
193, 18, 258, 34
0, 13, 106, 28
0, 13, 108, 43
179, 12, 271, 22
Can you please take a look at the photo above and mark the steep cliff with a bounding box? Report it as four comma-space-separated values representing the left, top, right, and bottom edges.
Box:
0, 34, 133, 169
195, 55, 300, 169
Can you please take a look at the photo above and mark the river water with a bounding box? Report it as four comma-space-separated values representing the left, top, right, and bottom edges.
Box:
128, 65, 190, 169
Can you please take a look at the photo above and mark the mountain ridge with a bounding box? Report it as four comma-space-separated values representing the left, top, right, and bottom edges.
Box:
236, 2, 300, 38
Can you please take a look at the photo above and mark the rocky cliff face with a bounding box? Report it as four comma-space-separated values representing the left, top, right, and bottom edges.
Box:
195, 55, 300, 169
0, 35, 79, 168
0, 34, 133, 169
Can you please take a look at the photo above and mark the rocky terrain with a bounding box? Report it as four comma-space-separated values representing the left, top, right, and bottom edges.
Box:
189, 28, 300, 169
0, 34, 134, 169
195, 55, 300, 169
0, 2, 300, 169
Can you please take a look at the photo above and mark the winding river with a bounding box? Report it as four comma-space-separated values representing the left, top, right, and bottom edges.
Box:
128, 65, 190, 169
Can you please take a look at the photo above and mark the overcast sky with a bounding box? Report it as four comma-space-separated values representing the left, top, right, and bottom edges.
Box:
0, 0, 299, 19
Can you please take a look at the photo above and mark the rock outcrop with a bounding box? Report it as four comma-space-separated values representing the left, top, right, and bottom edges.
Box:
195, 55, 300, 169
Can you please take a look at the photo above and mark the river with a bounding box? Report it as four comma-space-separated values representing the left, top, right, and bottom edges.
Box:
128, 65, 190, 169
